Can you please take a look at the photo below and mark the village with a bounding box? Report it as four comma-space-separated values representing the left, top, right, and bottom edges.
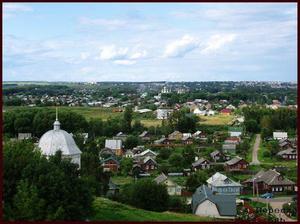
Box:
4, 81, 298, 222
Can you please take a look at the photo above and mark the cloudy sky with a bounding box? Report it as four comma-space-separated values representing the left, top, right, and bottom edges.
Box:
3, 3, 297, 82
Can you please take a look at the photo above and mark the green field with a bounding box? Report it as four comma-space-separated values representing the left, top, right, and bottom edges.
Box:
198, 114, 234, 126
90, 197, 215, 221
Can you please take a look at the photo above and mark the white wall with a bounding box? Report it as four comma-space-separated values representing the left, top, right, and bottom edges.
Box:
195, 199, 220, 217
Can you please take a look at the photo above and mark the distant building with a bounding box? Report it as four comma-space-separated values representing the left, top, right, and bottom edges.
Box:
224, 156, 248, 172
192, 185, 236, 219
154, 173, 182, 196
192, 157, 211, 170
207, 172, 242, 195
222, 144, 236, 154
273, 131, 288, 140
105, 139, 123, 156
228, 127, 243, 137
277, 147, 297, 160
101, 157, 120, 172
18, 133, 32, 140
220, 109, 232, 115
156, 109, 173, 119
243, 169, 295, 193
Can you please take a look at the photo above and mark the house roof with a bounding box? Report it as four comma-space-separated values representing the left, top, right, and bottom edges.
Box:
244, 169, 295, 186
105, 139, 122, 150
100, 147, 114, 155
154, 173, 168, 184
220, 108, 232, 113
192, 185, 236, 216
139, 131, 149, 137
192, 157, 209, 167
273, 132, 288, 138
210, 150, 222, 158
143, 156, 157, 164
207, 172, 242, 187
277, 147, 297, 156
101, 157, 120, 165
138, 149, 157, 157
222, 144, 236, 150
225, 156, 246, 166
154, 137, 167, 144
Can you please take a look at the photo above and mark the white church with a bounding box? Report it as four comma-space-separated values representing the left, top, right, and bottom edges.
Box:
38, 109, 82, 168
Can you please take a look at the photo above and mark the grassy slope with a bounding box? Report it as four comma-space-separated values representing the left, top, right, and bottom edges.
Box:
90, 197, 215, 222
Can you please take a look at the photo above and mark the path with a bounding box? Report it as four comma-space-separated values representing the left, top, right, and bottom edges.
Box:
250, 134, 261, 165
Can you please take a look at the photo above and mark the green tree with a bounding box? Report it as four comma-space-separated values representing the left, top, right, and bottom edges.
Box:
122, 106, 133, 133
168, 153, 184, 170
12, 180, 45, 220
120, 157, 133, 175
119, 180, 169, 212
124, 135, 139, 149
185, 170, 208, 192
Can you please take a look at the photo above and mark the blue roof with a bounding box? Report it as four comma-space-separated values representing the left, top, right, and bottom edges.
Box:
192, 185, 236, 217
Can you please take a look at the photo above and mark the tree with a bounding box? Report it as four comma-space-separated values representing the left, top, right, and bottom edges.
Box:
119, 180, 169, 212
12, 180, 45, 220
120, 157, 133, 175
168, 153, 184, 169
182, 146, 195, 166
4, 141, 94, 221
157, 148, 172, 160
122, 106, 133, 133
244, 119, 259, 133
88, 118, 104, 139
124, 135, 139, 149
185, 170, 208, 192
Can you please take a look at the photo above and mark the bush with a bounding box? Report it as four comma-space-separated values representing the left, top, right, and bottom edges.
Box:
263, 150, 271, 158
118, 179, 169, 212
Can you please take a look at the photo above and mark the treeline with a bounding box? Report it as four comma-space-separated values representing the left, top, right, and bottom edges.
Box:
242, 107, 297, 137
4, 107, 201, 140
3, 85, 74, 96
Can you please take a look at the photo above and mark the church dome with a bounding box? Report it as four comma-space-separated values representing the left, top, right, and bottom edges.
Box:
38, 113, 82, 167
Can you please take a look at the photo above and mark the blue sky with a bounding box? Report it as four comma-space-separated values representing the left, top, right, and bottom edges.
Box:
3, 3, 297, 82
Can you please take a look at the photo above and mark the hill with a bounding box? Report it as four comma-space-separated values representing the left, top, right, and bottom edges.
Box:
89, 197, 215, 221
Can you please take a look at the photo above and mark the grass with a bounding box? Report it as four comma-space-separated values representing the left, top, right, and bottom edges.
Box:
246, 135, 256, 163
111, 176, 134, 185
89, 197, 215, 221
198, 114, 234, 126
140, 119, 162, 127
258, 144, 296, 168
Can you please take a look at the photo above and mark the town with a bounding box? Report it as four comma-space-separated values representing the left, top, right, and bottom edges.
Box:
3, 81, 297, 221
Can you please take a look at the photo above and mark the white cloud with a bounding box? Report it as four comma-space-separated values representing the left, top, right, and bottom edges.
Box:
96, 44, 148, 65
201, 34, 236, 54
98, 45, 129, 60
163, 35, 200, 58
129, 50, 147, 59
114, 60, 136, 65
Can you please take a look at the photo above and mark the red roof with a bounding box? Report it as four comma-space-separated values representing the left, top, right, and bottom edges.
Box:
220, 108, 232, 113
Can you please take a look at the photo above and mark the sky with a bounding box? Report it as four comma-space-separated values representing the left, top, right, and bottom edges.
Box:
3, 3, 297, 82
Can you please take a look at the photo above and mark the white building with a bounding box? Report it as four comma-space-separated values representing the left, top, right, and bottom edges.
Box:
273, 131, 288, 140
38, 111, 82, 168
156, 109, 173, 119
